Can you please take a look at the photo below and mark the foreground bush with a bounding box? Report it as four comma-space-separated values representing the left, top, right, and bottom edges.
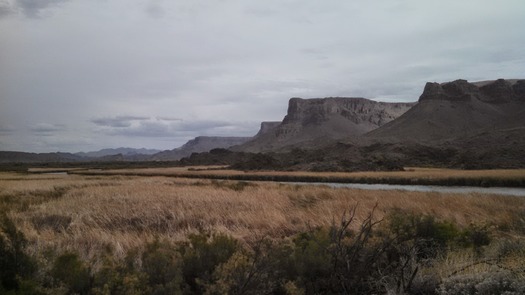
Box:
1, 207, 523, 294
179, 233, 239, 293
0, 215, 37, 293
51, 253, 92, 294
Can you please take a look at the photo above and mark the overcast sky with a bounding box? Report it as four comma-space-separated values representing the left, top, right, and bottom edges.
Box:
1, 0, 524, 153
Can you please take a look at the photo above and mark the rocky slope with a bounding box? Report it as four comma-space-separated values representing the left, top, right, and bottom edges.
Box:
151, 136, 251, 161
254, 121, 281, 137
366, 79, 525, 142
235, 97, 414, 152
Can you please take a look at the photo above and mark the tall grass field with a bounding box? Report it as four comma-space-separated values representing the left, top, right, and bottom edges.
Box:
1, 171, 525, 294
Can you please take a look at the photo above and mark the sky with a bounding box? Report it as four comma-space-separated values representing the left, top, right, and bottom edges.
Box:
1, 0, 524, 153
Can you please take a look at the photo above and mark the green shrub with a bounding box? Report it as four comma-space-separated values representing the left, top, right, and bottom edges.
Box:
205, 251, 270, 294
51, 253, 91, 294
92, 251, 149, 295
288, 228, 334, 292
386, 210, 460, 258
142, 240, 183, 295
456, 224, 491, 253
275, 207, 424, 294
205, 237, 291, 294
179, 233, 239, 294
0, 215, 37, 292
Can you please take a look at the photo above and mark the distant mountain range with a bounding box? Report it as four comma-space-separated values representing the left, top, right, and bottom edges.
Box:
0, 140, 250, 163
75, 148, 161, 158
0, 151, 84, 164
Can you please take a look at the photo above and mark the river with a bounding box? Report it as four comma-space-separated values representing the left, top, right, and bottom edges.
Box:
291, 182, 525, 197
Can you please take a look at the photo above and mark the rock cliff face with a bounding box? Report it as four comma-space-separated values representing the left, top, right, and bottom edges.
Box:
366, 79, 525, 142
419, 80, 479, 102
151, 136, 251, 161
283, 97, 412, 126
235, 97, 414, 152
419, 79, 525, 103
254, 122, 281, 137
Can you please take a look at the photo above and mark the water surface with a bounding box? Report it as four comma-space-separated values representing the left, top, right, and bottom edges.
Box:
292, 182, 525, 197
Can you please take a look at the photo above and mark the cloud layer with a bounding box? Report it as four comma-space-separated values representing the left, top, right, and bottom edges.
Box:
1, 0, 524, 152
91, 116, 257, 139
0, 0, 71, 18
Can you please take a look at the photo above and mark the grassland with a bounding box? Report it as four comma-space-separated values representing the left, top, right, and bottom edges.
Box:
4, 171, 524, 250
2, 171, 525, 294
65, 166, 525, 187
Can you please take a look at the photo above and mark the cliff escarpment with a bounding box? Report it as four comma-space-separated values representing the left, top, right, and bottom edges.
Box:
419, 79, 525, 103
235, 97, 414, 152
367, 79, 525, 142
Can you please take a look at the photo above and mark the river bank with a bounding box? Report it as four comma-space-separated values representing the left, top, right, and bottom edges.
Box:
59, 167, 525, 188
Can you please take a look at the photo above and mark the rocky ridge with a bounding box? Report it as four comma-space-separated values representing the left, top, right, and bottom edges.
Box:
419, 79, 525, 102
235, 97, 414, 152
366, 79, 525, 142
254, 122, 281, 138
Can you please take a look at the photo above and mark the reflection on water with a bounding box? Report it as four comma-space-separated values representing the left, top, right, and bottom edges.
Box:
293, 183, 525, 197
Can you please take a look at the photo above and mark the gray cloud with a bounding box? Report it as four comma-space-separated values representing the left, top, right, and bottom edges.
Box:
108, 120, 174, 138
30, 123, 65, 132
0, 125, 16, 134
30, 123, 66, 136
0, 0, 71, 18
178, 120, 232, 132
144, 0, 165, 19
91, 116, 151, 128
156, 117, 183, 122
91, 116, 258, 139
0, 0, 13, 17
15, 0, 70, 18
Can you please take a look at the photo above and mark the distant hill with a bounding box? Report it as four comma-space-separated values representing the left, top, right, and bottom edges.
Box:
0, 151, 84, 163
234, 97, 414, 152
366, 79, 525, 143
76, 147, 161, 158
151, 136, 251, 161
0, 147, 160, 164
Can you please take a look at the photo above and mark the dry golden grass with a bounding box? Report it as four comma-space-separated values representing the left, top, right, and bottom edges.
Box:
68, 166, 525, 185
27, 167, 87, 173
2, 171, 525, 268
